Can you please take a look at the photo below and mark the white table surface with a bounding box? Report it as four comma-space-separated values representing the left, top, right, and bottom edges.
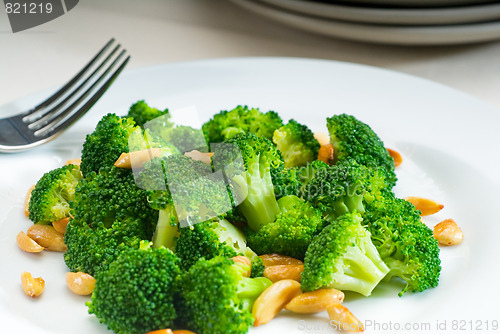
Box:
1, 0, 500, 110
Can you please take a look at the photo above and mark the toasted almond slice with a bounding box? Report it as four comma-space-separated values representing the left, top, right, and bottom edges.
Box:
52, 217, 70, 235
259, 254, 304, 267
21, 271, 45, 298
327, 304, 364, 332
387, 148, 402, 167
114, 148, 162, 169
314, 132, 330, 146
65, 272, 96, 296
24, 185, 36, 218
285, 288, 344, 313
433, 218, 463, 246
405, 196, 444, 216
252, 279, 301, 326
264, 264, 303, 283
173, 331, 197, 334
27, 224, 67, 252
231, 256, 252, 278
65, 158, 82, 166
318, 144, 334, 165
184, 150, 213, 165
16, 231, 44, 253
145, 330, 173, 334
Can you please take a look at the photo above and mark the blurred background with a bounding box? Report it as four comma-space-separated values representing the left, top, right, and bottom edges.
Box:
1, 0, 500, 108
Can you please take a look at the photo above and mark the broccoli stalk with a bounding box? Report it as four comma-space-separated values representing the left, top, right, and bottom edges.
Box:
152, 204, 179, 249
178, 256, 272, 334
301, 211, 389, 296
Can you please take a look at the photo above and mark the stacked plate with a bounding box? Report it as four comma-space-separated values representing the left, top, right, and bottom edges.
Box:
229, 0, 500, 45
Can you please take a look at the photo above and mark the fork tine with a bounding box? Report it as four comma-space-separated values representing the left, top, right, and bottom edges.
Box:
22, 38, 116, 120
34, 53, 131, 139
27, 43, 123, 130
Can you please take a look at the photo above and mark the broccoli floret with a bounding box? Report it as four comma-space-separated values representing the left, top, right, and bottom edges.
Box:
127, 100, 170, 128
202, 105, 283, 144
213, 133, 284, 231
175, 218, 262, 272
271, 160, 330, 199
327, 114, 397, 187
246, 195, 324, 260
80, 113, 138, 177
71, 166, 157, 233
273, 119, 320, 168
63, 218, 148, 276
139, 155, 232, 249
301, 211, 389, 296
363, 192, 441, 296
28, 164, 82, 224
178, 256, 272, 334
88, 242, 181, 334
150, 125, 208, 154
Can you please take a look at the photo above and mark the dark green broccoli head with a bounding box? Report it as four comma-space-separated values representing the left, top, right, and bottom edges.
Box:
271, 166, 301, 199
301, 211, 389, 296
148, 125, 208, 154
363, 192, 441, 296
202, 105, 283, 144
327, 114, 396, 188
178, 256, 272, 334
213, 133, 284, 231
28, 164, 82, 224
71, 166, 157, 234
127, 100, 170, 128
273, 119, 320, 168
63, 218, 149, 276
80, 113, 138, 177
88, 243, 181, 334
246, 195, 324, 260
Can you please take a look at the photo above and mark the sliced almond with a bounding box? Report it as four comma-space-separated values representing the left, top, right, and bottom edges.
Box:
52, 217, 70, 235
65, 158, 82, 166
184, 150, 213, 165
21, 271, 45, 298
145, 330, 173, 334
405, 196, 444, 216
65, 272, 96, 296
114, 148, 162, 169
263, 264, 303, 283
173, 331, 197, 334
252, 279, 301, 326
285, 288, 344, 314
387, 148, 402, 167
433, 218, 463, 246
24, 185, 36, 218
327, 303, 364, 332
231, 256, 252, 278
27, 224, 67, 252
314, 132, 330, 146
318, 144, 334, 165
16, 231, 44, 253
259, 253, 303, 267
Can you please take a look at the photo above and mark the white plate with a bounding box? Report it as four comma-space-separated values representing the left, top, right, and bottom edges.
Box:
231, 0, 500, 45
336, 0, 493, 7
259, 0, 500, 25
1, 58, 500, 334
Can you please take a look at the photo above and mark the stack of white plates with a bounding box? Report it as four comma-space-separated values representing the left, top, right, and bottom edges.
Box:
230, 0, 500, 45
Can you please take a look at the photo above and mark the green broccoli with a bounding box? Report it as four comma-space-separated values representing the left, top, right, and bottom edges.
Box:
301, 211, 389, 296
212, 133, 284, 231
80, 113, 138, 177
175, 218, 264, 276
63, 218, 148, 276
87, 242, 181, 334
271, 160, 329, 199
302, 159, 389, 222
178, 256, 272, 334
28, 164, 82, 224
71, 165, 157, 233
272, 119, 320, 168
139, 155, 232, 249
327, 114, 397, 187
363, 192, 441, 296
127, 100, 170, 128
246, 195, 324, 260
202, 105, 283, 144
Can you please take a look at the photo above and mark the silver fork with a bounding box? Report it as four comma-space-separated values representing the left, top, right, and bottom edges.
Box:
0, 38, 130, 153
